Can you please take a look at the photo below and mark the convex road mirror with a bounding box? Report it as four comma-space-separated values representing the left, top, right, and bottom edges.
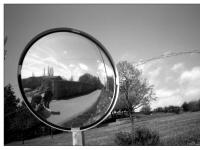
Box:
18, 28, 119, 132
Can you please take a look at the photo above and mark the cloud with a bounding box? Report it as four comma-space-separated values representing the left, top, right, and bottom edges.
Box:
137, 59, 163, 74
177, 67, 200, 101
171, 63, 184, 72
156, 89, 176, 98
151, 95, 182, 109
134, 55, 200, 109
22, 52, 74, 79
44, 57, 58, 65
33, 45, 56, 58
148, 67, 161, 79
153, 67, 200, 108
41, 56, 73, 77
135, 59, 186, 108
165, 76, 173, 82
152, 67, 200, 108
69, 64, 75, 68
23, 55, 45, 66
30, 53, 40, 59
63, 50, 67, 55
185, 88, 200, 98
21, 65, 44, 78
79, 63, 88, 71
58, 62, 69, 71
72, 66, 85, 81
179, 67, 200, 83
146, 67, 162, 86
55, 67, 71, 79
138, 61, 162, 87
151, 88, 183, 109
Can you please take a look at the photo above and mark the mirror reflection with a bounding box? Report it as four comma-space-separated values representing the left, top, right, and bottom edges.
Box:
20, 32, 115, 128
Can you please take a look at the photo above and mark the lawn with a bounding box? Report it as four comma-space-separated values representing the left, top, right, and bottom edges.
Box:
6, 111, 200, 146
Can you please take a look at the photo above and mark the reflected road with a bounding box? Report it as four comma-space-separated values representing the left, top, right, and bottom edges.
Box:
47, 90, 101, 126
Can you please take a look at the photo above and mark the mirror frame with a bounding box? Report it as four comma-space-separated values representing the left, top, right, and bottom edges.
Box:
17, 27, 119, 131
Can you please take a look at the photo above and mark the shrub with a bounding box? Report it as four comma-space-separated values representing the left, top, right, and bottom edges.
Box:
115, 131, 132, 145
198, 100, 200, 110
134, 127, 160, 145
182, 102, 189, 112
140, 105, 151, 115
171, 106, 181, 114
188, 101, 200, 112
153, 107, 164, 113
182, 100, 200, 112
115, 127, 160, 146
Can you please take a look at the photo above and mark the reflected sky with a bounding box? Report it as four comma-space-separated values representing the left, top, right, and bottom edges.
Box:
21, 32, 114, 84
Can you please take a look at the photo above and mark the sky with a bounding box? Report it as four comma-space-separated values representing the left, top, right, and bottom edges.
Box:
4, 4, 200, 109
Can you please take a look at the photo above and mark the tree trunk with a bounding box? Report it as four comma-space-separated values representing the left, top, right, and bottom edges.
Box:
130, 113, 135, 145
50, 127, 53, 139
111, 111, 113, 118
22, 129, 24, 144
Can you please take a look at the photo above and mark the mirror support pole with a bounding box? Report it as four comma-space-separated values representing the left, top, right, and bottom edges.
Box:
72, 131, 85, 146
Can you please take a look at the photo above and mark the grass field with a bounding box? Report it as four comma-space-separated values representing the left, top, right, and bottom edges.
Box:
7, 111, 200, 146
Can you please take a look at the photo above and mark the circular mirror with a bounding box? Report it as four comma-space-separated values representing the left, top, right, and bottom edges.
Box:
18, 28, 119, 131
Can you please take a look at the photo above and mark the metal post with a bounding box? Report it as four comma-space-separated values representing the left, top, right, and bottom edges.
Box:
50, 127, 53, 139
72, 130, 85, 146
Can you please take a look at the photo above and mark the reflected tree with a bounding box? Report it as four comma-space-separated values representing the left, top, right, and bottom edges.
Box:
79, 73, 103, 89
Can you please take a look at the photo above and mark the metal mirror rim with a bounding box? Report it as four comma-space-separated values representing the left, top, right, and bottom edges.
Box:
17, 27, 119, 131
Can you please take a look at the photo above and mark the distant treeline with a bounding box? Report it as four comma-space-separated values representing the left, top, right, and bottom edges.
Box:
153, 105, 181, 114
111, 99, 200, 117
181, 100, 200, 112
153, 99, 200, 114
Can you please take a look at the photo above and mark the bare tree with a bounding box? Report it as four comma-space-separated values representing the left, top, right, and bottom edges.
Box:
116, 61, 156, 143
140, 104, 151, 115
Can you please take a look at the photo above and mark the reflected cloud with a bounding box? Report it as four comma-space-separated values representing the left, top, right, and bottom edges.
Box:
97, 62, 114, 76
63, 50, 67, 55
79, 63, 88, 71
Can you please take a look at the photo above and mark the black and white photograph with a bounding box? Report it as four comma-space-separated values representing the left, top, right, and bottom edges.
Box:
3, 4, 200, 146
